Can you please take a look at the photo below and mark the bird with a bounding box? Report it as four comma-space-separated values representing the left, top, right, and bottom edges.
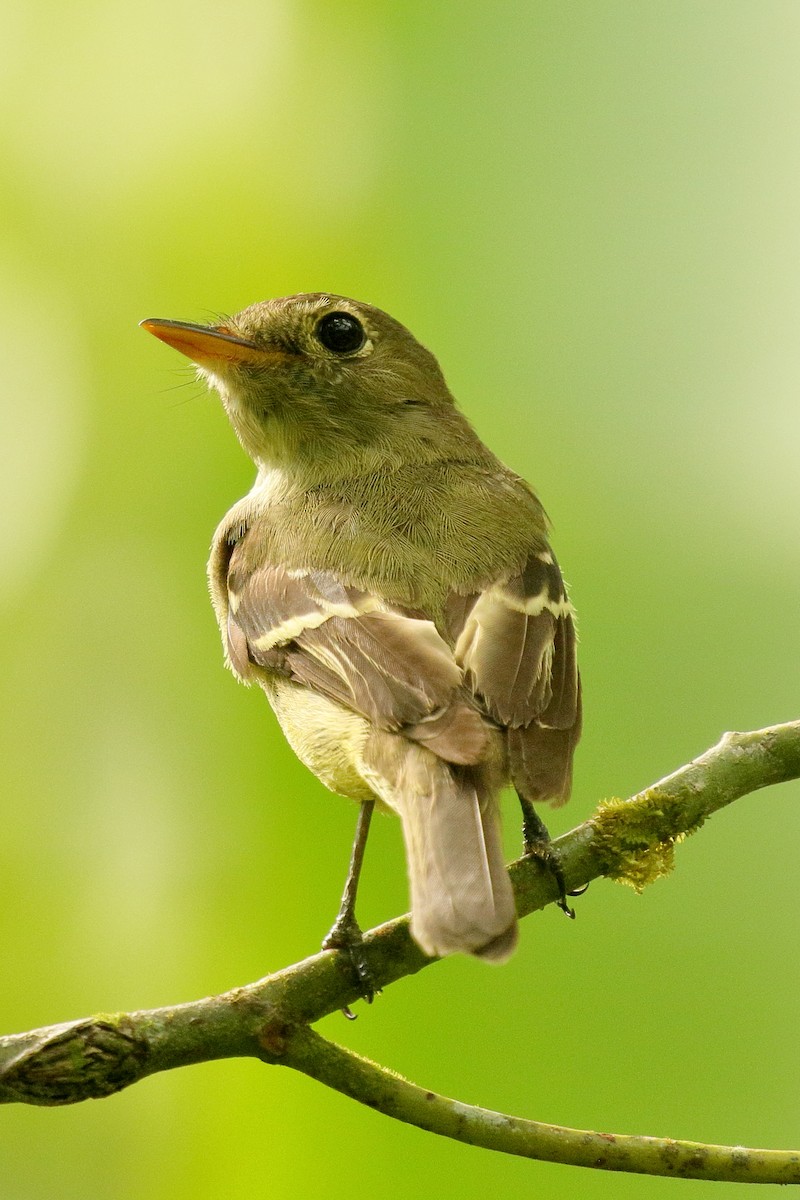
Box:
141, 294, 581, 988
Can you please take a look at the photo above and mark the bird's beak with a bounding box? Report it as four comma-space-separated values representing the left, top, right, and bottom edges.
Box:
140, 318, 281, 367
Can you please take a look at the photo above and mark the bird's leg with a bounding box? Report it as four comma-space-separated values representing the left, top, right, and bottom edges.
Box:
518, 793, 581, 919
322, 799, 379, 1012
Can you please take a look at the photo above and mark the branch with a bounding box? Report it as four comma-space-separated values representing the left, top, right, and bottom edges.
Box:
278, 1026, 800, 1184
2, 722, 799, 1183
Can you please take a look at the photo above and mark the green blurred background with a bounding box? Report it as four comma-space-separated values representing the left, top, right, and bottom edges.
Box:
2, 2, 799, 1196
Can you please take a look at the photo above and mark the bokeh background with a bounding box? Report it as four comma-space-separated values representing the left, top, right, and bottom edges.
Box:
2, 3, 800, 1197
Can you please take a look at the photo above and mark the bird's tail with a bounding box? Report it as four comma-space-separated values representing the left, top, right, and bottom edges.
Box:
360, 734, 517, 961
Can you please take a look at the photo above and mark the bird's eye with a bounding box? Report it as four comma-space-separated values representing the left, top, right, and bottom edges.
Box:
315, 312, 366, 354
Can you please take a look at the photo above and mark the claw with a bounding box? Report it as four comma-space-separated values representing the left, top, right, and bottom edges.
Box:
523, 838, 576, 917
322, 913, 380, 1007
518, 792, 580, 919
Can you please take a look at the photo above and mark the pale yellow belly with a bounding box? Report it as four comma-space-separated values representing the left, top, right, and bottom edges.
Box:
260, 675, 377, 803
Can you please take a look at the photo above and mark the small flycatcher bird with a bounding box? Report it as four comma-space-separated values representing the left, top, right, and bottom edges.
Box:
142, 294, 581, 979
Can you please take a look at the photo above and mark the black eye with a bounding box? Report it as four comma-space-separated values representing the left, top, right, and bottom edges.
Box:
315, 311, 366, 354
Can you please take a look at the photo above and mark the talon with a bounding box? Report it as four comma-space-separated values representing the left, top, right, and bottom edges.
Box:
323, 916, 380, 1006
518, 792, 581, 920
568, 882, 590, 898
524, 837, 576, 916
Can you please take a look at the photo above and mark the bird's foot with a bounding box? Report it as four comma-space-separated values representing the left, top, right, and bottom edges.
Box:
322, 913, 380, 1016
521, 804, 586, 918
524, 836, 577, 918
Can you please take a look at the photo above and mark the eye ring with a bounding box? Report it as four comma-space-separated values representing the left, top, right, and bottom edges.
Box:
315, 311, 366, 354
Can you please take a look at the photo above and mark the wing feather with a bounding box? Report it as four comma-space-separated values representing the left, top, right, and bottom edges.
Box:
454, 553, 571, 728
228, 562, 488, 765
226, 547, 580, 795
453, 550, 581, 804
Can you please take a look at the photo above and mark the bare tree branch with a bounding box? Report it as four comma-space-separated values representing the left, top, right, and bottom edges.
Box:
2, 721, 799, 1183
277, 1025, 800, 1185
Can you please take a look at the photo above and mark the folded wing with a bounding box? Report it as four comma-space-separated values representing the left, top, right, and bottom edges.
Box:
227, 563, 488, 765
453, 551, 582, 804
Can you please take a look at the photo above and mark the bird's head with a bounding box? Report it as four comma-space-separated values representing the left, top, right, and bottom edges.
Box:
142, 293, 469, 480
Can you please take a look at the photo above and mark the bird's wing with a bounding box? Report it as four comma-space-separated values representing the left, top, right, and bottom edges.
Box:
226, 563, 488, 765
452, 551, 582, 803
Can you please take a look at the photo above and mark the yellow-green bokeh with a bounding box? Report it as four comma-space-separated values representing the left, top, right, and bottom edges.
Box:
2, 3, 799, 1197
